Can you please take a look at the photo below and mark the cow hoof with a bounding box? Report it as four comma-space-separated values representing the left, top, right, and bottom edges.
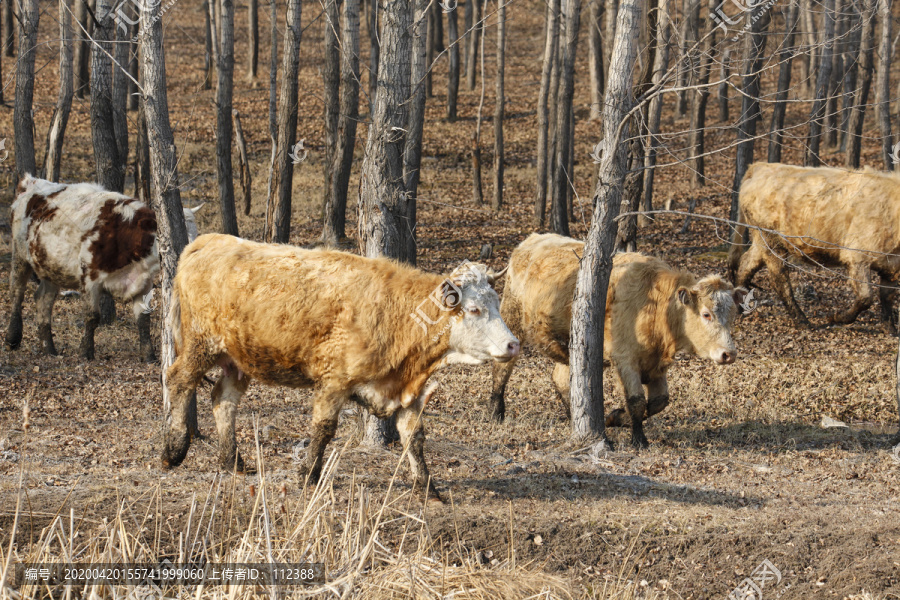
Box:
489, 409, 505, 423
299, 464, 322, 486
161, 429, 191, 468
142, 353, 159, 365
426, 493, 445, 506
605, 409, 628, 428
630, 436, 650, 450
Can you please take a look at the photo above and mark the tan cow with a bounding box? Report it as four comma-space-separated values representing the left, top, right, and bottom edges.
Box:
163, 234, 520, 502
491, 233, 748, 448
728, 162, 900, 329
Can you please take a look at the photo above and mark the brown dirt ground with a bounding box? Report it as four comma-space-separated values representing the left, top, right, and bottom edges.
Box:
2, 0, 900, 598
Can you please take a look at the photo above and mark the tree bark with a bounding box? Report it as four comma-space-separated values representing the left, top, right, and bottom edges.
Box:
603, 0, 617, 77
642, 0, 669, 213
687, 0, 711, 187
127, 19, 139, 111
204, 0, 214, 89
825, 0, 846, 148
74, 0, 93, 98
729, 8, 769, 224
717, 48, 729, 121
493, 0, 506, 211
466, 0, 481, 90
588, 0, 603, 120
405, 0, 428, 224
876, 0, 893, 169
138, 0, 194, 433
838, 0, 859, 152
3, 0, 13, 57
112, 3, 131, 184
43, 0, 74, 182
425, 2, 434, 97
846, 0, 875, 168
463, 0, 473, 71
471, 0, 486, 205
266, 0, 302, 243
134, 104, 151, 202
534, 0, 561, 227
323, 0, 361, 244
569, 0, 641, 444
247, 0, 259, 83
14, 0, 38, 180
216, 0, 238, 236
805, 0, 834, 166
233, 110, 252, 215
447, 3, 460, 120
550, 0, 582, 237
366, 0, 380, 115
768, 0, 799, 164
322, 0, 341, 234
90, 0, 123, 193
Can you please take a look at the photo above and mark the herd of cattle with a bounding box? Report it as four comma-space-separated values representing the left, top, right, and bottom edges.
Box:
4, 163, 896, 501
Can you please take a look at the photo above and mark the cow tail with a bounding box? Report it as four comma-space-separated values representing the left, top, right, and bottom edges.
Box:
167, 281, 183, 355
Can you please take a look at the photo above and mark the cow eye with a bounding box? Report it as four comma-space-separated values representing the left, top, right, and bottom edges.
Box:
466, 305, 481, 316
702, 311, 712, 320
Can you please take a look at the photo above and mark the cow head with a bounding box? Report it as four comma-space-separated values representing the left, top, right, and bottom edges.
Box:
439, 262, 520, 364
183, 203, 205, 242
676, 275, 748, 365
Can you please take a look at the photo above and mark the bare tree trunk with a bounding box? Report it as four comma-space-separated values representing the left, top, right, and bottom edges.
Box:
825, 0, 846, 148
806, 0, 834, 166
14, 0, 38, 179
534, 0, 560, 227
74, 0, 91, 98
0, 3, 4, 104
493, 0, 506, 211
768, 0, 799, 164
425, 2, 434, 98
472, 0, 486, 205
730, 7, 769, 223
403, 0, 427, 261
358, 0, 414, 446
204, 0, 214, 89
247, 0, 259, 83
366, 0, 380, 115
801, 0, 818, 96
463, 0, 473, 70
134, 104, 151, 202
642, 0, 669, 213
112, 4, 131, 183
233, 110, 252, 215
215, 0, 238, 236
588, 0, 603, 120
687, 0, 711, 188
570, 0, 641, 444
266, 0, 302, 243
3, 0, 13, 57
717, 48, 729, 121
322, 0, 341, 232
138, 0, 193, 431
128, 20, 139, 111
91, 0, 123, 192
839, 0, 860, 152
447, 3, 460, 120
603, 0, 617, 77
550, 0, 582, 237
466, 0, 481, 90
675, 0, 698, 117
43, 0, 74, 182
323, 0, 361, 244
264, 0, 277, 224
876, 0, 893, 169
846, 0, 875, 168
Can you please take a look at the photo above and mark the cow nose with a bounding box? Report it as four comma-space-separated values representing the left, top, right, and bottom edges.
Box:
507, 341, 520, 357
721, 350, 735, 364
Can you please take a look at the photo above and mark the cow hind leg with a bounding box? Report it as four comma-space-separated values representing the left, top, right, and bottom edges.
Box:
617, 364, 649, 449
877, 270, 899, 334
162, 344, 216, 469
397, 387, 441, 503
79, 287, 101, 360
131, 296, 157, 363
35, 280, 60, 356
211, 368, 251, 472
551, 362, 572, 419
830, 262, 875, 326
763, 251, 810, 327
489, 357, 518, 422
5, 258, 34, 350
300, 388, 345, 486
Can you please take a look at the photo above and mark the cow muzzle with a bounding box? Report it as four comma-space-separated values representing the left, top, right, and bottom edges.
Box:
493, 340, 520, 362
713, 349, 736, 364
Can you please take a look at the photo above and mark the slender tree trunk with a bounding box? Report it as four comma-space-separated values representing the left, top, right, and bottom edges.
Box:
876, 0, 893, 169
367, 0, 380, 116
472, 0, 486, 205
358, 0, 415, 446
3, 0, 13, 57
138, 0, 193, 429
112, 4, 131, 183
74, 0, 93, 98
846, 0, 875, 168
801, 0, 818, 96
588, 0, 603, 120
267, 0, 302, 243
493, 0, 506, 211
91, 0, 123, 192
825, 0, 846, 148
216, 0, 238, 236
534, 0, 560, 227
447, 3, 460, 120
466, 0, 481, 90
0, 3, 4, 104
675, 0, 697, 117
233, 110, 252, 215
730, 6, 769, 223
406, 0, 428, 206
134, 104, 151, 202
768, 1, 799, 164
806, 0, 834, 166
425, 2, 434, 97
838, 1, 859, 152
323, 0, 361, 244
717, 48, 729, 121
322, 0, 341, 231
642, 0, 669, 213
464, 0, 473, 70
14, 0, 38, 180
603, 0, 617, 78
127, 20, 139, 111
43, 0, 74, 182
247, 0, 259, 83
264, 0, 278, 233
204, 0, 214, 89
570, 0, 641, 444
688, 0, 711, 187
550, 0, 582, 237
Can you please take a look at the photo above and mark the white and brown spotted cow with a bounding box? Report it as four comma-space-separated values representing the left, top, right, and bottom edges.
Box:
162, 234, 520, 502
491, 233, 748, 448
5, 174, 203, 362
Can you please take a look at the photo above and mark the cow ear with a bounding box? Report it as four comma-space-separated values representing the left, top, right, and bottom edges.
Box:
676, 287, 695, 306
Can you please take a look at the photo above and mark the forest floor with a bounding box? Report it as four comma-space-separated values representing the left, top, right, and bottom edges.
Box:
1, 0, 900, 597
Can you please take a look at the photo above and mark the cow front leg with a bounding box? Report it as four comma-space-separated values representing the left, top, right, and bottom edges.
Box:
734, 235, 766, 290
489, 357, 517, 422
764, 251, 810, 327
131, 296, 157, 363
5, 258, 33, 350
551, 362, 572, 419
79, 288, 101, 360
396, 392, 441, 503
162, 347, 214, 468
300, 389, 345, 486
830, 262, 875, 325
876, 270, 899, 334
35, 280, 60, 356
617, 364, 649, 449
211, 368, 251, 472
645, 376, 670, 419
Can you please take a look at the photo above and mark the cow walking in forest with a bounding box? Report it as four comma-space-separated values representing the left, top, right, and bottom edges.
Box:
162, 234, 520, 502
729, 162, 900, 331
5, 174, 203, 362
490, 233, 748, 448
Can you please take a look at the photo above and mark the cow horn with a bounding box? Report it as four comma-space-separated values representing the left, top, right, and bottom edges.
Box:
190, 203, 206, 214
488, 265, 509, 284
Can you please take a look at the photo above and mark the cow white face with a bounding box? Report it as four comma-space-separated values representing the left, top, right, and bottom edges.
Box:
441, 263, 520, 364
677, 276, 748, 365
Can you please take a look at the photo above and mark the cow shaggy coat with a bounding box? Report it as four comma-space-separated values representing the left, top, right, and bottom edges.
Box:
5, 175, 203, 362
492, 233, 747, 448
728, 162, 900, 329
163, 234, 520, 501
